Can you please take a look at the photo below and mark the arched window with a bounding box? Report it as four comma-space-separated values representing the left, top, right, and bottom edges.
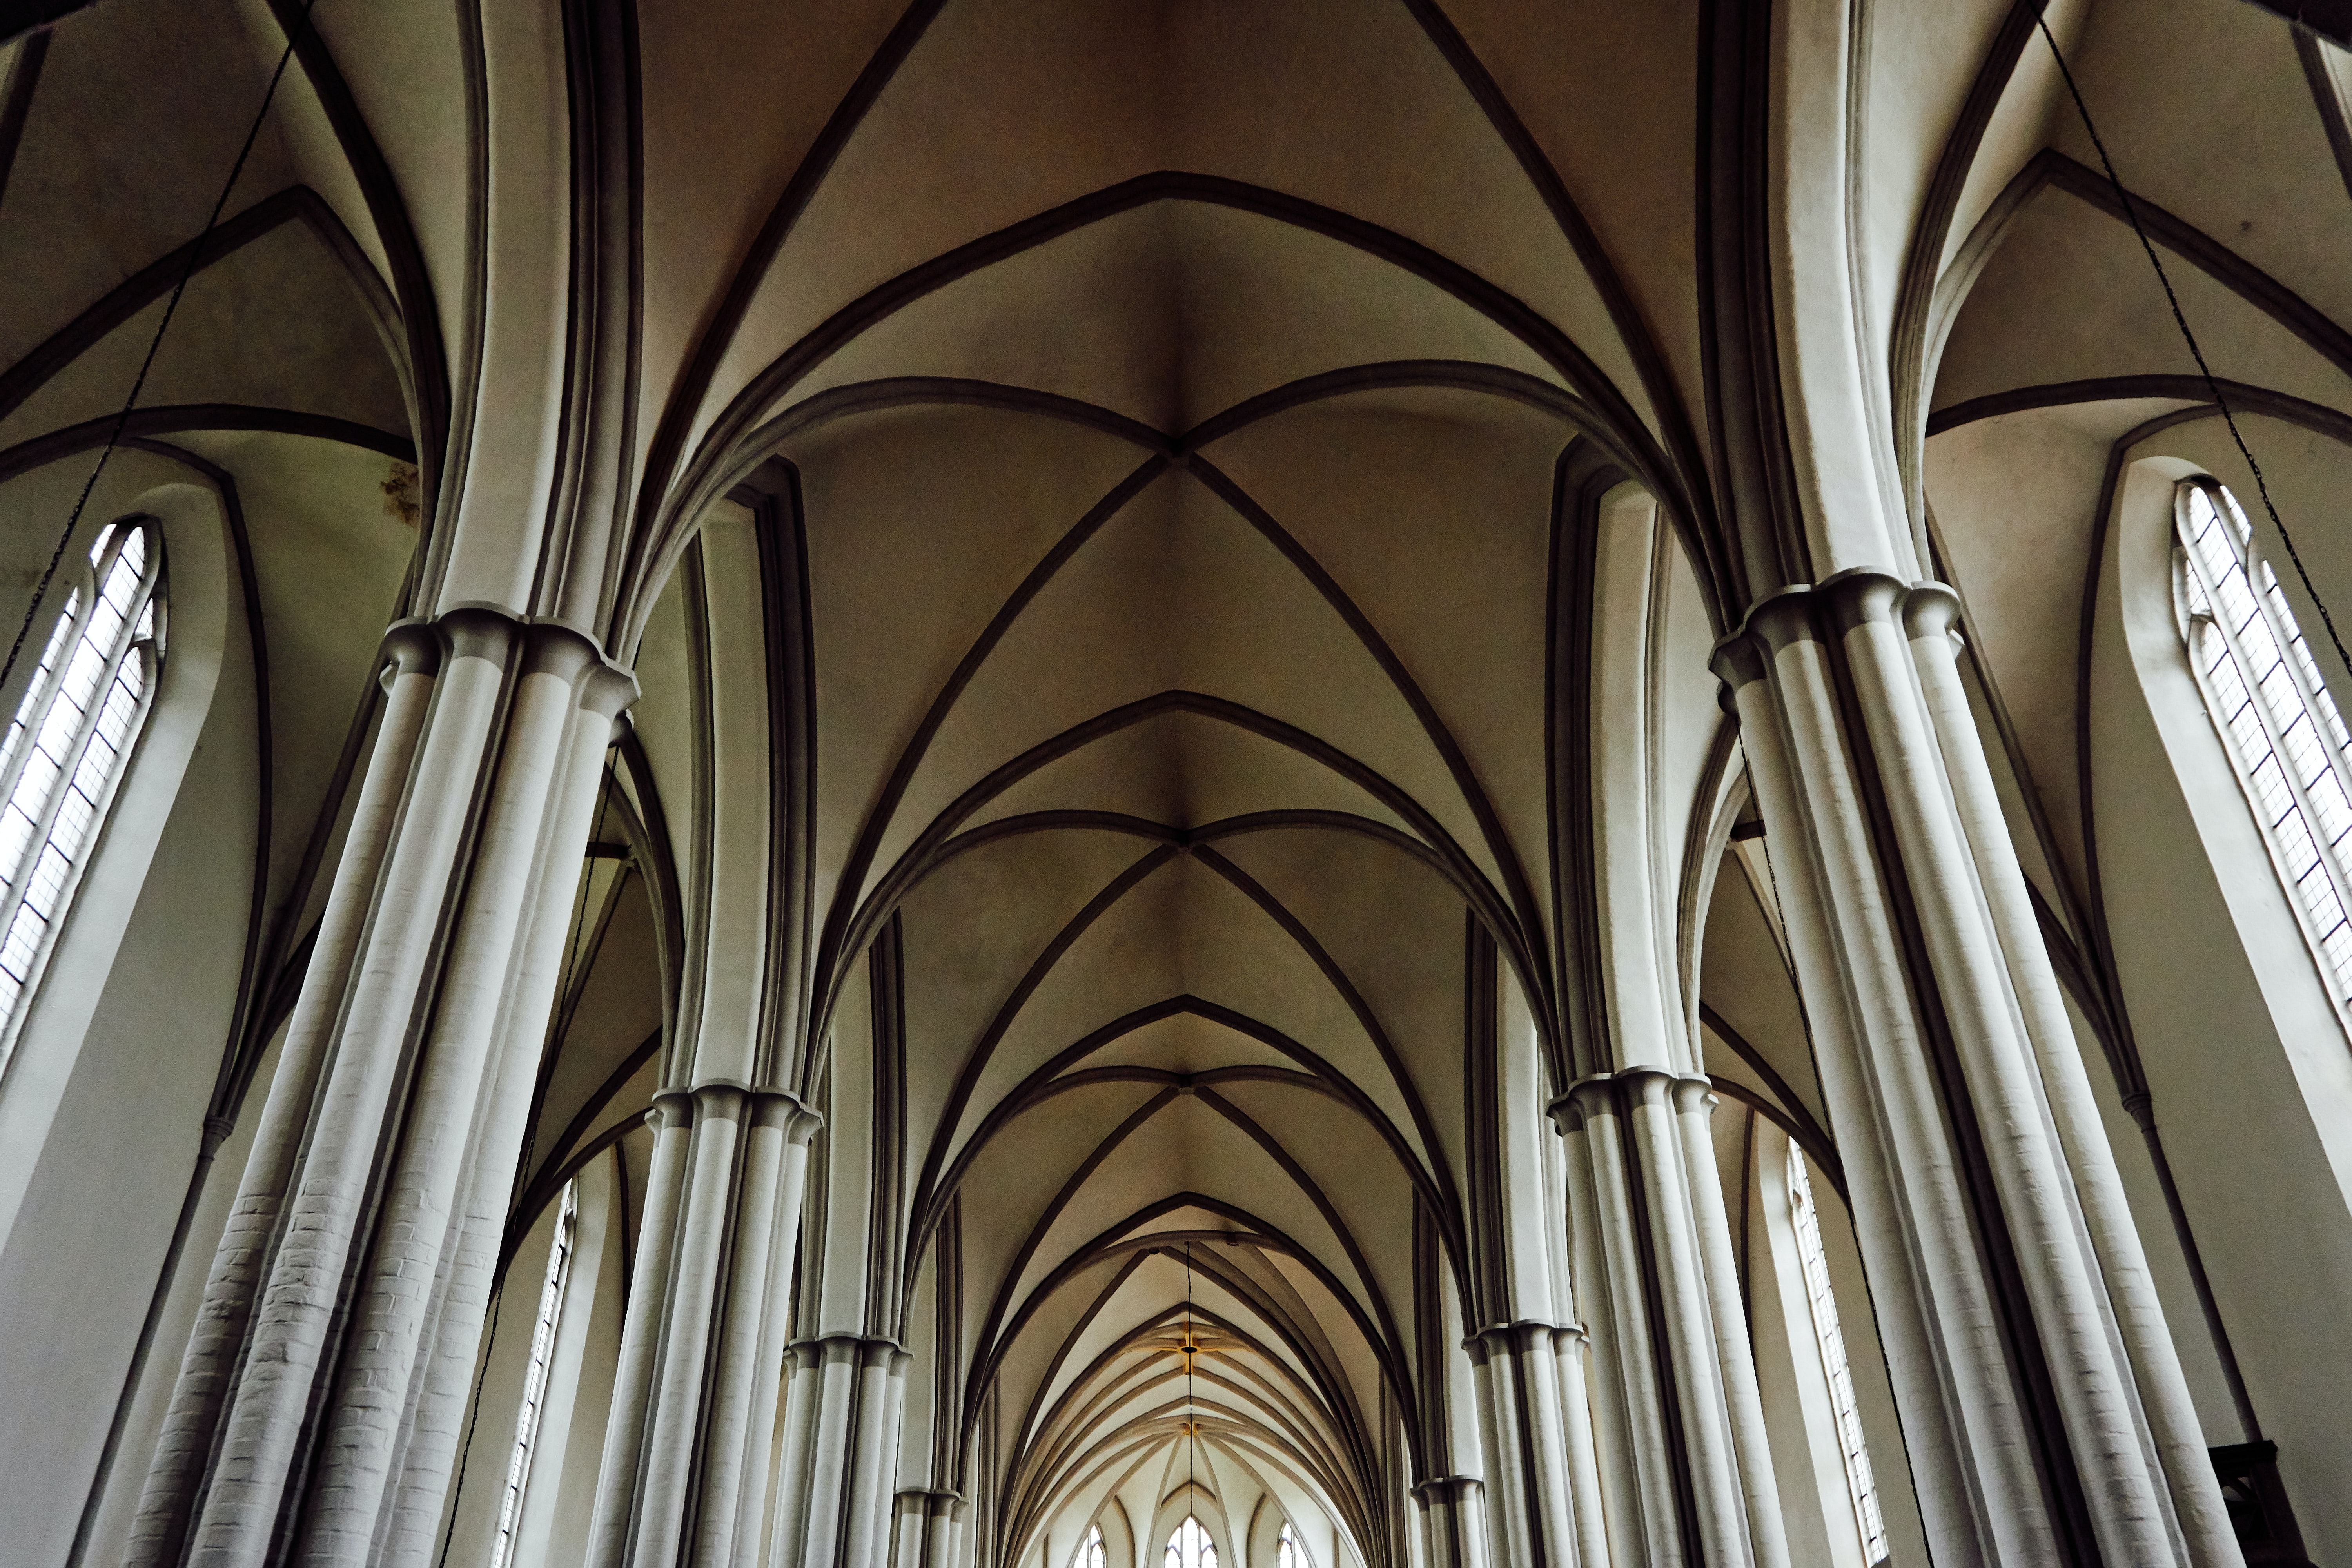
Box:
2175, 479, 2352, 1003
490, 1181, 579, 1568
1276, 1521, 1310, 1568
1164, 1515, 1216, 1568
0, 519, 163, 1069
1789, 1142, 1887, 1565
1072, 1524, 1106, 1568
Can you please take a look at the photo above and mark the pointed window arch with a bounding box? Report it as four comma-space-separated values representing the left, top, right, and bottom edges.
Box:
1073, 1524, 1106, 1568
1276, 1521, 1310, 1568
1789, 1141, 1887, 1564
2175, 479, 2352, 1004
1164, 1516, 1216, 1568
0, 519, 163, 1071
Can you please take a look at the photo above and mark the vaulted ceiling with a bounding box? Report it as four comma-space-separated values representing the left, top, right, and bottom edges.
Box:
6, 0, 2350, 1564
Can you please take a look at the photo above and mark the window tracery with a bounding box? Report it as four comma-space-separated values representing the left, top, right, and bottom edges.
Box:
1164, 1515, 1216, 1568
1789, 1141, 1887, 1566
2175, 479, 2352, 1005
490, 1181, 579, 1568
1073, 1524, 1106, 1568
0, 519, 162, 1069
1276, 1521, 1309, 1568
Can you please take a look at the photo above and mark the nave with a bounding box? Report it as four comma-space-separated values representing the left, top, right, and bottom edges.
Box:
0, 2, 2345, 1567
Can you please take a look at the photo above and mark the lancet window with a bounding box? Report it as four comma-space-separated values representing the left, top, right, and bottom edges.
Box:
1164, 1516, 1216, 1568
1073, 1525, 1106, 1568
1789, 1142, 1887, 1565
490, 1181, 579, 1568
2176, 478, 2352, 1004
0, 519, 163, 1067
1276, 1521, 1309, 1568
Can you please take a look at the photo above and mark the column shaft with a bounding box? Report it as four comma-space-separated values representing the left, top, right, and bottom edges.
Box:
301, 630, 602, 1567
1670, 1078, 1794, 1568
1623, 1071, 1753, 1566
1839, 581, 2175, 1565
635, 1087, 747, 1564
1546, 1328, 1613, 1568
1724, 599, 2055, 1563
770, 1336, 907, 1568
694, 1100, 816, 1568
585, 1081, 816, 1568
1410, 1477, 1488, 1568
129, 608, 631, 1568
586, 1091, 695, 1568
1906, 592, 2242, 1568
189, 627, 516, 1568
373, 683, 624, 1568
123, 635, 439, 1568
1555, 1094, 1682, 1568
764, 1345, 826, 1568
1468, 1322, 1599, 1568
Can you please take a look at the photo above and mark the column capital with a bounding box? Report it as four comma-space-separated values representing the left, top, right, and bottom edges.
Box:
1463, 1318, 1572, 1356
1409, 1475, 1483, 1507
1545, 1072, 1619, 1134
893, 1489, 966, 1520
198, 1113, 238, 1156
378, 603, 638, 716
1550, 1067, 1716, 1131
1814, 567, 1910, 635
789, 1332, 906, 1368
1714, 574, 1958, 681
1902, 580, 1965, 643
378, 618, 444, 680
1668, 1073, 1719, 1116
751, 1085, 824, 1143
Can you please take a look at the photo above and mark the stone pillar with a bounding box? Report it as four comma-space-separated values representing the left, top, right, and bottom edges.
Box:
123, 624, 445, 1568
1669, 1076, 1793, 1568
891, 1490, 964, 1568
1553, 1080, 1683, 1568
1713, 572, 2239, 1568
1552, 1071, 1788, 1568
1409, 1477, 1488, 1568
1465, 1321, 1606, 1568
767, 1336, 911, 1568
1905, 586, 2243, 1568
123, 609, 633, 1568
583, 1084, 819, 1568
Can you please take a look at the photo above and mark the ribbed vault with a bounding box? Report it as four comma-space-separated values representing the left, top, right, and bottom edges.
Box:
621, 8, 1674, 1560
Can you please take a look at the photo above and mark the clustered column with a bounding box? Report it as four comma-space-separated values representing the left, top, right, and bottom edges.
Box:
1464, 1318, 1612, 1568
1550, 1070, 1788, 1568
1714, 572, 2242, 1568
889, 1489, 964, 1568
1408, 1476, 1487, 1568
769, 1336, 912, 1568
586, 1083, 820, 1568
122, 608, 635, 1568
